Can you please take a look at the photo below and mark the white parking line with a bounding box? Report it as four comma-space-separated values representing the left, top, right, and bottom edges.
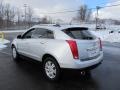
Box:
0, 51, 11, 56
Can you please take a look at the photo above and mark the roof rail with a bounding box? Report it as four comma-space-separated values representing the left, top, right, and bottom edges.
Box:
38, 24, 61, 27
39, 24, 55, 26
38, 23, 73, 27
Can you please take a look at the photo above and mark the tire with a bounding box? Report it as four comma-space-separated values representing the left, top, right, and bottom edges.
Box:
12, 46, 20, 61
43, 57, 61, 81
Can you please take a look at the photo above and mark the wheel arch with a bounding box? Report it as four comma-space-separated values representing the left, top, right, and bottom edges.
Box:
11, 44, 15, 48
42, 54, 60, 68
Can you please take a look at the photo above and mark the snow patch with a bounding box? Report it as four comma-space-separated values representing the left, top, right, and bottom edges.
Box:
91, 30, 120, 43
0, 44, 7, 50
0, 39, 10, 50
0, 39, 10, 44
0, 30, 26, 33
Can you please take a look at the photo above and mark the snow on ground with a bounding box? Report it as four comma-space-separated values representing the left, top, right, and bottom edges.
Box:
0, 39, 10, 44
0, 44, 7, 50
0, 39, 10, 50
84, 24, 120, 43
91, 30, 120, 43
0, 30, 26, 33
0, 24, 120, 43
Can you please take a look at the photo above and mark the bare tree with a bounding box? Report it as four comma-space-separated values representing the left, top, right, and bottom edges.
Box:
85, 9, 92, 22
77, 5, 91, 22
0, 2, 40, 29
40, 16, 52, 24
16, 8, 21, 25
27, 7, 33, 27
4, 4, 15, 27
41, 17, 48, 24
0, 1, 4, 27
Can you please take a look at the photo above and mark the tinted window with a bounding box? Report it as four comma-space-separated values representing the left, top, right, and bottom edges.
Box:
63, 28, 96, 40
22, 28, 35, 39
47, 30, 54, 39
31, 28, 54, 39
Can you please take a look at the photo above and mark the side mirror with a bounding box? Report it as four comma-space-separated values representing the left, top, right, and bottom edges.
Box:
17, 35, 22, 39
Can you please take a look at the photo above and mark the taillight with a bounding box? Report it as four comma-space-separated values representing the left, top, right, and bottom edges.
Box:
66, 40, 79, 59
99, 38, 102, 51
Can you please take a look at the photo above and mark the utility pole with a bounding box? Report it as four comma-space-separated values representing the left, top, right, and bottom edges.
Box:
24, 4, 27, 28
96, 6, 101, 29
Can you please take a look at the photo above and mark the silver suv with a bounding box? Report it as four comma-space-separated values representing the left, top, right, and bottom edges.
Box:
11, 24, 103, 81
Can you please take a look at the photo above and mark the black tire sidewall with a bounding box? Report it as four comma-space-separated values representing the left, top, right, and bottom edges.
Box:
43, 57, 60, 81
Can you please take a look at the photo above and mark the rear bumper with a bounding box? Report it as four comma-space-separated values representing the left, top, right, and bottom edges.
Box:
62, 62, 102, 71
60, 51, 103, 70
79, 62, 102, 70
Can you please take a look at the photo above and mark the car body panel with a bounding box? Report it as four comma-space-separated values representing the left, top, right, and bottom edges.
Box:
11, 25, 103, 70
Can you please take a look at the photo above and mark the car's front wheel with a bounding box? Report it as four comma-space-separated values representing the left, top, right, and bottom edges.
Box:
43, 57, 60, 81
12, 46, 20, 61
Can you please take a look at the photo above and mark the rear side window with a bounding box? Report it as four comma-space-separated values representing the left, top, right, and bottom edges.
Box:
62, 27, 96, 40
32, 28, 54, 39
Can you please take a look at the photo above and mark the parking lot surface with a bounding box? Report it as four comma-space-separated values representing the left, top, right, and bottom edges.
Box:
0, 33, 120, 90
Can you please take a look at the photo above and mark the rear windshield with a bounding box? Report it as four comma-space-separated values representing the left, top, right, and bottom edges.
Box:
62, 27, 96, 40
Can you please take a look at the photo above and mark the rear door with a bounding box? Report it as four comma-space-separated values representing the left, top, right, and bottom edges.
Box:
28, 28, 54, 61
63, 27, 100, 61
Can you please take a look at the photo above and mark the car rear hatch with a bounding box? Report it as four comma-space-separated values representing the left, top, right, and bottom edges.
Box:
63, 27, 101, 61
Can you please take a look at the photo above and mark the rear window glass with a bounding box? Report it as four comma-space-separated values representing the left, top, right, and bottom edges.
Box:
62, 27, 96, 40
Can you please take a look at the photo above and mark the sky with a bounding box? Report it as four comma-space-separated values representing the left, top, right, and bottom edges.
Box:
83, 0, 109, 8
96, 0, 120, 20
1, 0, 120, 22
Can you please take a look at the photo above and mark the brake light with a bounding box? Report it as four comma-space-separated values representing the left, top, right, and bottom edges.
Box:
66, 40, 79, 59
99, 38, 102, 51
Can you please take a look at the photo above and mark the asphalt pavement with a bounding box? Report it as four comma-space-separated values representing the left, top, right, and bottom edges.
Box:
0, 32, 120, 90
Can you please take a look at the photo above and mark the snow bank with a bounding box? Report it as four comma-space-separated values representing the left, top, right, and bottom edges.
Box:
0, 30, 26, 33
0, 39, 10, 44
0, 44, 7, 50
0, 39, 10, 50
91, 30, 120, 43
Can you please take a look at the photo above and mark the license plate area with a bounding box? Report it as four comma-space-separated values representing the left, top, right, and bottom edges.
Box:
87, 46, 99, 58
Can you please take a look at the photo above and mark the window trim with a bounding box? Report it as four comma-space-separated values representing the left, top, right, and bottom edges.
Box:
22, 28, 35, 39
32, 28, 54, 39
22, 28, 55, 39
62, 27, 96, 40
